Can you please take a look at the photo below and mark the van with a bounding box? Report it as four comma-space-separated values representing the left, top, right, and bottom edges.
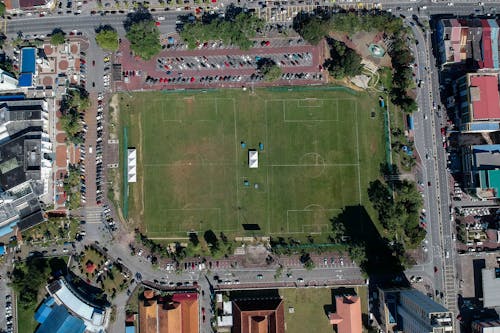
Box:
89, 145, 93, 154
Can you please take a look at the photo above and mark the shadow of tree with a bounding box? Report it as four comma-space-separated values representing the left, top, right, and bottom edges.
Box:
332, 205, 406, 280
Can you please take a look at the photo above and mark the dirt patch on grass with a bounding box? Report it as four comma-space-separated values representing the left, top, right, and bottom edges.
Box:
329, 31, 392, 68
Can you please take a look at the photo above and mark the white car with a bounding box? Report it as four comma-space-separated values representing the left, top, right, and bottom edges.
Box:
447, 2, 454, 5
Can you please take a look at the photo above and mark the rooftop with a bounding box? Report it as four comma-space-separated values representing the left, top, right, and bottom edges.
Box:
329, 296, 362, 333
482, 268, 500, 308
469, 75, 500, 121
232, 297, 285, 333
138, 290, 199, 333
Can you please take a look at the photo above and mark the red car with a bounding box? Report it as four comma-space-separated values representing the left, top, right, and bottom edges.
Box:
441, 127, 446, 135
155, 21, 161, 26
202, 307, 205, 315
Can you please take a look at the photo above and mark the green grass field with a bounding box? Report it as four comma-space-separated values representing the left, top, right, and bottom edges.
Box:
120, 88, 384, 238
280, 286, 368, 333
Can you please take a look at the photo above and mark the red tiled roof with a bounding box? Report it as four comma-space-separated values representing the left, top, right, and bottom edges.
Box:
480, 20, 493, 69
232, 299, 285, 333
331, 296, 362, 333
19, 0, 49, 8
470, 75, 500, 120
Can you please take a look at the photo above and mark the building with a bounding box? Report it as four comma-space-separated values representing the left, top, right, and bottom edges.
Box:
18, 47, 37, 88
328, 295, 362, 333
437, 18, 500, 69
127, 148, 136, 183
472, 320, 500, 333
248, 150, 258, 168
4, 0, 54, 12
0, 97, 51, 236
138, 289, 199, 333
46, 279, 109, 332
34, 296, 86, 333
456, 73, 500, 133
0, 69, 18, 91
232, 297, 285, 333
378, 288, 454, 333
482, 268, 500, 308
461, 144, 500, 198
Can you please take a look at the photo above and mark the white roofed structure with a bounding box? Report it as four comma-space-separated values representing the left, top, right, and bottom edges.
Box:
248, 150, 258, 169
127, 149, 137, 183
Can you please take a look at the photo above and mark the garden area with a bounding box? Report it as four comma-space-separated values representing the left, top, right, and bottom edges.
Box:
74, 246, 129, 299
22, 217, 80, 246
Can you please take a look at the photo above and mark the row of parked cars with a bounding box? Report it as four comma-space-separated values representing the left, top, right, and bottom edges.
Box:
5, 294, 13, 333
96, 93, 105, 205
102, 204, 116, 231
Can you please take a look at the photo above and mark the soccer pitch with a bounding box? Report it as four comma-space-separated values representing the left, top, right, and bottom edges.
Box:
120, 88, 384, 238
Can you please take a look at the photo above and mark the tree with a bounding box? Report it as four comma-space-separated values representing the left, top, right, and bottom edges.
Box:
50, 29, 66, 46
257, 58, 282, 82
324, 39, 362, 79
126, 20, 161, 60
95, 26, 119, 51
347, 244, 367, 266
0, 2, 5, 17
179, 9, 264, 50
293, 14, 328, 45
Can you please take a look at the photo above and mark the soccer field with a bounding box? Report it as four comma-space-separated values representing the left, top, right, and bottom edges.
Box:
120, 88, 385, 238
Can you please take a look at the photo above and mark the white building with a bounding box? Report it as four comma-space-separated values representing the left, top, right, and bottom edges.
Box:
0, 69, 18, 91
248, 150, 258, 169
127, 148, 137, 183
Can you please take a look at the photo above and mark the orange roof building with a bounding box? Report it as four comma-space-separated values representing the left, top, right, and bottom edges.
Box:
328, 296, 362, 333
232, 298, 285, 333
138, 290, 199, 333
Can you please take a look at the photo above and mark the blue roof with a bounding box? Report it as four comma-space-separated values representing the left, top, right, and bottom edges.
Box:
18, 73, 33, 87
35, 297, 56, 323
473, 144, 500, 153
35, 305, 86, 333
469, 122, 500, 132
125, 326, 136, 333
0, 221, 18, 237
0, 94, 25, 101
21, 48, 36, 74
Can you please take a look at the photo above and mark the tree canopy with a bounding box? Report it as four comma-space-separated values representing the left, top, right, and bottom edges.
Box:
10, 257, 50, 308
59, 87, 89, 144
0, 2, 5, 17
324, 39, 362, 79
50, 30, 65, 46
125, 20, 162, 60
257, 58, 282, 82
179, 9, 264, 50
95, 26, 119, 51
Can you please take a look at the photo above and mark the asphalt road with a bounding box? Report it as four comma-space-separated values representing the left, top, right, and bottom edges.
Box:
405, 15, 458, 313
4, 12, 180, 37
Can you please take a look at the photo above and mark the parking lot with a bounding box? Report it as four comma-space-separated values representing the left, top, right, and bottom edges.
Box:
115, 36, 327, 91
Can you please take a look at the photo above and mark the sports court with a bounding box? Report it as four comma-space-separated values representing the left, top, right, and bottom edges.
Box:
120, 88, 384, 238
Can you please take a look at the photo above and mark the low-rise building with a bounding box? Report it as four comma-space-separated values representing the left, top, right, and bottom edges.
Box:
0, 69, 18, 91
456, 73, 500, 133
232, 296, 285, 333
328, 295, 362, 333
462, 144, 500, 199
472, 320, 500, 333
482, 268, 500, 308
138, 289, 199, 333
4, 0, 55, 12
378, 287, 454, 333
46, 278, 109, 332
437, 18, 500, 69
